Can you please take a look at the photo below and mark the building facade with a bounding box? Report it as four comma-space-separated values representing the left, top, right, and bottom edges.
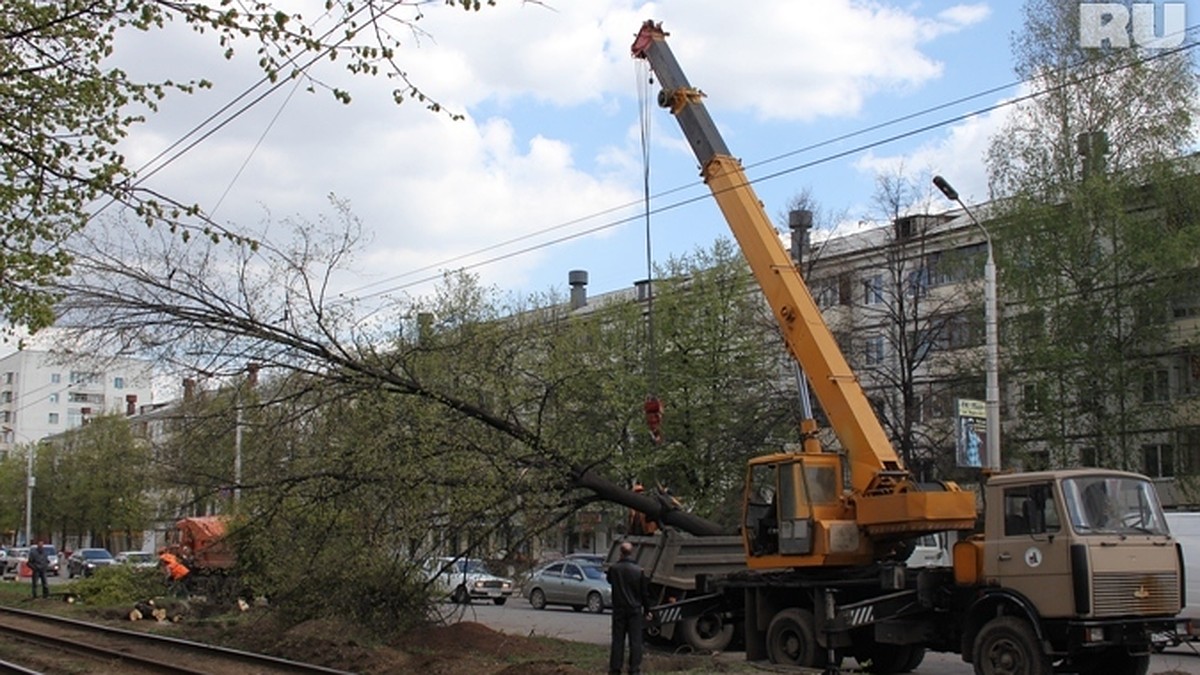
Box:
0, 350, 155, 457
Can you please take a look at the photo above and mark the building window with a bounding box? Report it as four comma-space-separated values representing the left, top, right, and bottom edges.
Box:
69, 371, 99, 385
1022, 382, 1046, 414
1, 391, 10, 404
48, 412, 59, 425
864, 335, 885, 366
67, 411, 82, 428
50, 373, 60, 384
863, 275, 884, 306
0, 411, 9, 424
48, 393, 57, 404
1143, 443, 1175, 478
113, 376, 125, 389
1178, 428, 1200, 475
2, 373, 11, 385
1142, 368, 1171, 404
1080, 447, 1099, 467
1180, 353, 1200, 398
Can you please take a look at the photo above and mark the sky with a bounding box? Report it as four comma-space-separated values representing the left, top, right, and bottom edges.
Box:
16, 0, 1200, 356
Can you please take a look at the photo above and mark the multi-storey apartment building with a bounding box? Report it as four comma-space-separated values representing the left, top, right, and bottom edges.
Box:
0, 350, 155, 457
793, 204, 1200, 507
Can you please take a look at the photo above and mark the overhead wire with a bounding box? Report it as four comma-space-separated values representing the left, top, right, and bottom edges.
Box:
338, 28, 1200, 302
636, 57, 664, 445
98, 11, 1200, 303
88, 0, 410, 221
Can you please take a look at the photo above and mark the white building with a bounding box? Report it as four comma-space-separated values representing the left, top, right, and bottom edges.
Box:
0, 350, 155, 456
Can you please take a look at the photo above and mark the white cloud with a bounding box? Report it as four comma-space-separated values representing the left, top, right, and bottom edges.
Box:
853, 102, 1012, 207
103, 0, 1004, 307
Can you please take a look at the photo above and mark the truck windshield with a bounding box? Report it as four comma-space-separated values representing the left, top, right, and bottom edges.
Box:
1062, 475, 1168, 535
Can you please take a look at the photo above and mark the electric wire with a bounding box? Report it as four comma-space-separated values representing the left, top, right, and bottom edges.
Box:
87, 0, 411, 222
636, 59, 659, 398
336, 30, 1200, 299
94, 12, 1200, 302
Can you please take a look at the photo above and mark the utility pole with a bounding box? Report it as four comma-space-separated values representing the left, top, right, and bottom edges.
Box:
933, 176, 1001, 471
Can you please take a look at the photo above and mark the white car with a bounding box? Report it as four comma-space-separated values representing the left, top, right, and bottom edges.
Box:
115, 551, 158, 569
423, 557, 514, 605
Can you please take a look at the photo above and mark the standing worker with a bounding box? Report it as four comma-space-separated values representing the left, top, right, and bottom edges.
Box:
27, 541, 50, 599
606, 541, 652, 675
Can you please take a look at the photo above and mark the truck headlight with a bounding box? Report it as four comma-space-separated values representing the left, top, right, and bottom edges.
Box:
1085, 627, 1105, 642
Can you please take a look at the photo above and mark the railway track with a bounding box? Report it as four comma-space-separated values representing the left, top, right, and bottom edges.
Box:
0, 605, 353, 674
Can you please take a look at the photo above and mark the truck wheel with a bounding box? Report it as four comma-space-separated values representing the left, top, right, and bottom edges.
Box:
901, 646, 926, 672
678, 613, 734, 652
529, 588, 547, 610
973, 616, 1050, 675
452, 586, 470, 604
766, 608, 826, 667
586, 592, 604, 613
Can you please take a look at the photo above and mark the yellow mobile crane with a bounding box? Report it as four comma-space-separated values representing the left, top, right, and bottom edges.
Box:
631, 21, 975, 569
630, 21, 1184, 673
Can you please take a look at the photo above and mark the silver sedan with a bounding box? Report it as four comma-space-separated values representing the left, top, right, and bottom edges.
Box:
526, 560, 611, 613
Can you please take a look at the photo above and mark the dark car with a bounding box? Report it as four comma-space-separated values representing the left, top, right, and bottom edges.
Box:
67, 548, 116, 578
525, 560, 611, 613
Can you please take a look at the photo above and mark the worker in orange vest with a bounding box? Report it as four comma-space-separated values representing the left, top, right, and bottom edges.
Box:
158, 549, 190, 596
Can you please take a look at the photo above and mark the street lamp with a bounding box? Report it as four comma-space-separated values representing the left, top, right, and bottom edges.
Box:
932, 176, 1001, 471
3, 426, 33, 544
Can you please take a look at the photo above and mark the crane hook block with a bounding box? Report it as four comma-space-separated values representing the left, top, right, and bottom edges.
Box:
644, 396, 664, 444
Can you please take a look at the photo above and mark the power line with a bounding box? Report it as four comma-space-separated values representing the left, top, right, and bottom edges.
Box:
345, 33, 1200, 301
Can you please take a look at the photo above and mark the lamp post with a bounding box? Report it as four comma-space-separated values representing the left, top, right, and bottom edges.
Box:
3, 426, 33, 544
933, 176, 1000, 471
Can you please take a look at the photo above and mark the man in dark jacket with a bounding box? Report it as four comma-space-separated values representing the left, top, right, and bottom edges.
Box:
27, 541, 50, 599
606, 541, 652, 675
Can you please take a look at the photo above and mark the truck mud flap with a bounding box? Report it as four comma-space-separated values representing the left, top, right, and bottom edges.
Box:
651, 592, 730, 627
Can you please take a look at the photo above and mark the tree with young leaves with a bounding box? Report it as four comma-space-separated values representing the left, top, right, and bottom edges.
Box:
986, 0, 1200, 475
37, 413, 153, 549
805, 169, 989, 481
2, 0, 484, 332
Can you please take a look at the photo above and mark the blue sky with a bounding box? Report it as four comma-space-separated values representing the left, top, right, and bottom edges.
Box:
40, 0, 1198, 343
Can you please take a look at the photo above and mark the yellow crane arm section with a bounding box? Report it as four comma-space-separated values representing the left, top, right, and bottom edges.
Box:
632, 21, 900, 496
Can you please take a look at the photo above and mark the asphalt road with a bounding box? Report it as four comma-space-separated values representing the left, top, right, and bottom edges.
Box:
452, 596, 1200, 674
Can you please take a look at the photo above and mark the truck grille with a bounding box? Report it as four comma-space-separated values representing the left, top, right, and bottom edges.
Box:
479, 580, 505, 589
1092, 572, 1179, 617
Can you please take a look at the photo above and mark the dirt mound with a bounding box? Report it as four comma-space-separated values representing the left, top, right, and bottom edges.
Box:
399, 621, 551, 659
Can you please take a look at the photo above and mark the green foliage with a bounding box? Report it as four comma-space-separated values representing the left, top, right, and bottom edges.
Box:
233, 503, 432, 637
2, 0, 484, 331
37, 414, 153, 547
67, 564, 165, 606
986, 0, 1200, 471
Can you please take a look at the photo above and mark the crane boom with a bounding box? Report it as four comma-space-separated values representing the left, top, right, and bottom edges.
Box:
632, 21, 974, 557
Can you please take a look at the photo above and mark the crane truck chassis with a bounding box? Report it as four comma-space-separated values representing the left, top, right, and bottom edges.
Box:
626, 20, 1185, 674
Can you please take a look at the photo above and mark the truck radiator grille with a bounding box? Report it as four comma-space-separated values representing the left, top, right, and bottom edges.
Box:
479, 581, 505, 589
1092, 572, 1179, 617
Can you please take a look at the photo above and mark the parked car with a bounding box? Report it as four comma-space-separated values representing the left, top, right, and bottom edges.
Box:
422, 557, 514, 605
4, 547, 28, 575
41, 544, 61, 576
115, 551, 157, 569
525, 560, 611, 613
564, 552, 606, 567
67, 548, 116, 578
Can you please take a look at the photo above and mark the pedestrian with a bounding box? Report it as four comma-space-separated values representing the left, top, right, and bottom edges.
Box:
27, 541, 50, 599
606, 541, 652, 675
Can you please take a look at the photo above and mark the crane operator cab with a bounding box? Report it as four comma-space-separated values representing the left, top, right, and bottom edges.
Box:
743, 452, 872, 568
